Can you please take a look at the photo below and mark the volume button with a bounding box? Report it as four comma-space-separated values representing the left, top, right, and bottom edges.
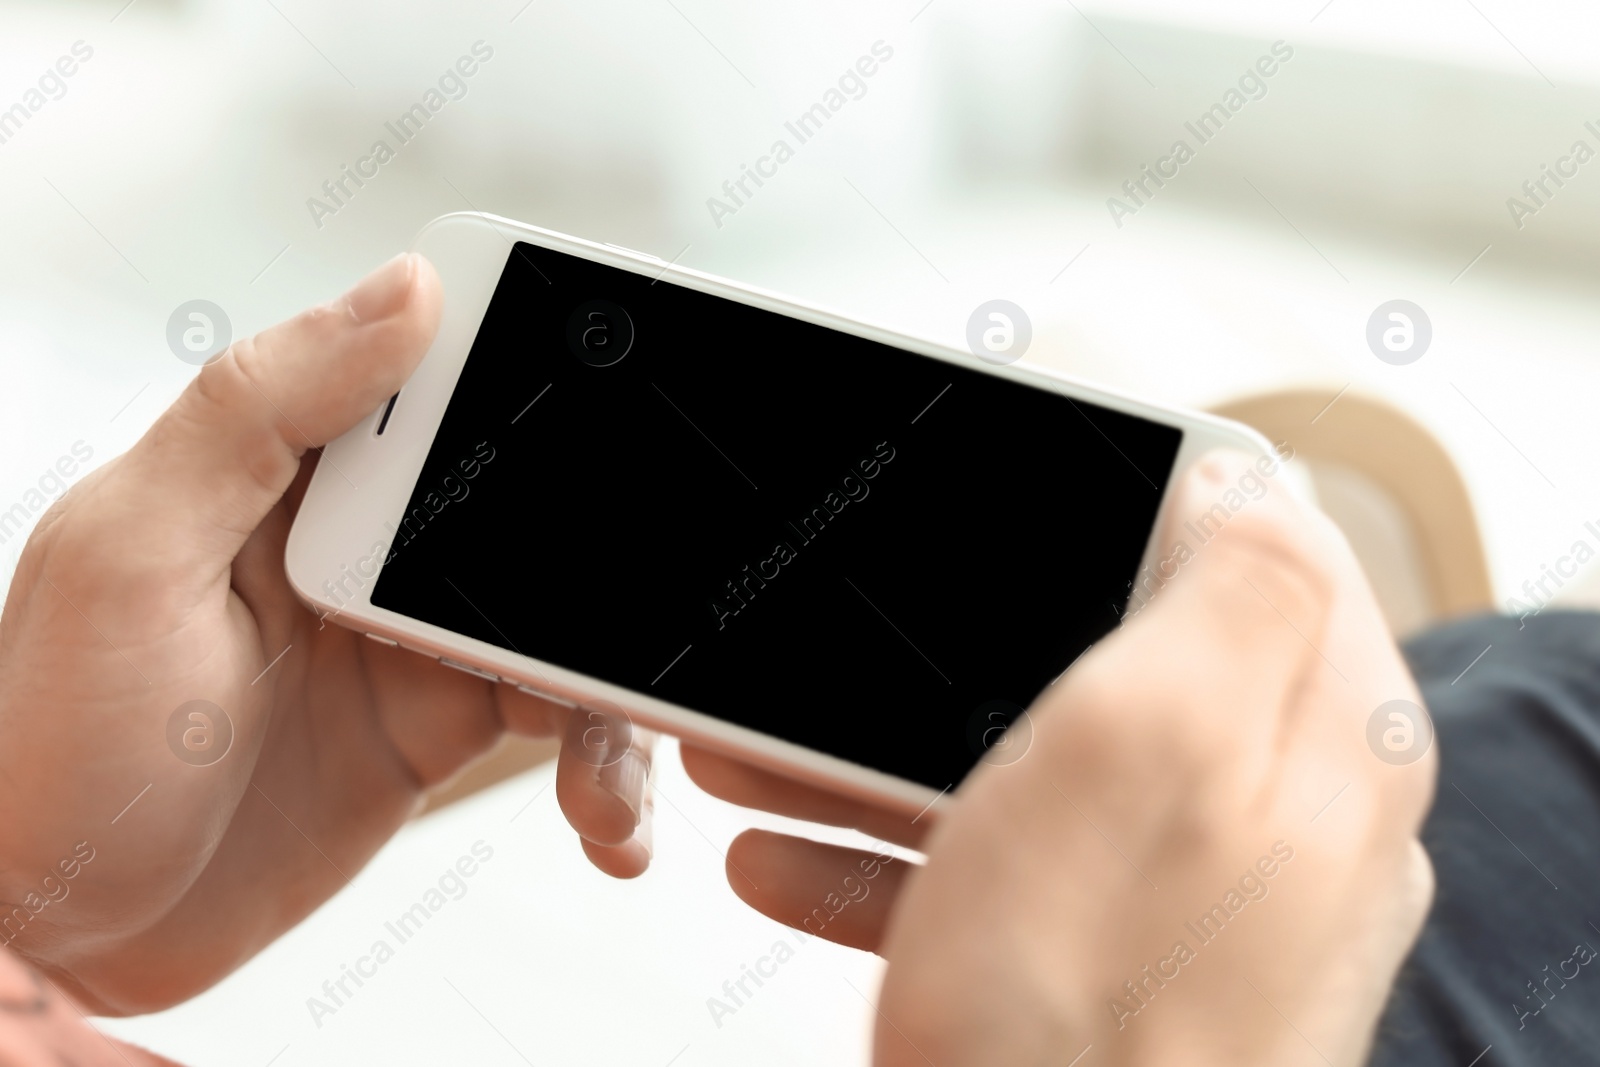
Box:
514, 682, 576, 709
439, 657, 500, 682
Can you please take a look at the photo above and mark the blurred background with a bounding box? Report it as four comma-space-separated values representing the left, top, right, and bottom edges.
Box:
4, 0, 1600, 1062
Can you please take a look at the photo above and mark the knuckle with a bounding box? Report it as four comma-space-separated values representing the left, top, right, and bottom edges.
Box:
1399, 837, 1437, 927
1044, 658, 1134, 756
1379, 740, 1439, 825
1043, 646, 1222, 783
285, 301, 351, 354
1209, 499, 1337, 631
1142, 700, 1239, 790
185, 337, 299, 498
192, 336, 255, 411
1158, 787, 1249, 862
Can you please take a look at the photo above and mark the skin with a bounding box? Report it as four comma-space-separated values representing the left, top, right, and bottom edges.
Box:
0, 947, 177, 1066
685, 451, 1438, 1066
0, 257, 1434, 1063
0, 255, 654, 1022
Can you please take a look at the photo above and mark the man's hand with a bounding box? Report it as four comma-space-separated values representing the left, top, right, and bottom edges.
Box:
686, 451, 1437, 1066
0, 255, 654, 1015
0, 946, 175, 1065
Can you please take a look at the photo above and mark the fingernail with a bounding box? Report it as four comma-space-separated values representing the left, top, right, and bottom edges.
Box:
346, 253, 416, 323
599, 749, 648, 825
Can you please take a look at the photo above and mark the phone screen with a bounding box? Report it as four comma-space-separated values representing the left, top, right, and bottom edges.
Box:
370, 241, 1182, 791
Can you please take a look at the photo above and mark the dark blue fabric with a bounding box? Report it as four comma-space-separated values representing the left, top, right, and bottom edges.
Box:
1369, 611, 1600, 1066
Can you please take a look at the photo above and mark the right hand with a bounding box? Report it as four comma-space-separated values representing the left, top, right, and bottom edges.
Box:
687, 451, 1438, 1066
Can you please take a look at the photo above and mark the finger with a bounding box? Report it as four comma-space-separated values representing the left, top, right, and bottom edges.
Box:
0, 949, 181, 1066
229, 448, 321, 638
681, 745, 929, 851
724, 830, 913, 954
1145, 450, 1332, 712
1053, 451, 1338, 779
579, 792, 653, 880
496, 683, 577, 742
106, 254, 443, 592
556, 707, 656, 850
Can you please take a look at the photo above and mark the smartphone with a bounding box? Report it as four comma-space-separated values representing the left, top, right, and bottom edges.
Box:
285, 212, 1273, 816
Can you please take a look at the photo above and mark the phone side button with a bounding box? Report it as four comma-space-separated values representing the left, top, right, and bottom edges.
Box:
515, 683, 576, 709
364, 633, 399, 647
439, 657, 500, 683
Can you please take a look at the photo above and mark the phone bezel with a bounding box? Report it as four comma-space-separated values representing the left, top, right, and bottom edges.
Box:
284, 212, 1275, 817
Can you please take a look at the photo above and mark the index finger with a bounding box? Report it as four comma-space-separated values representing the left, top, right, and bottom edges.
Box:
680, 745, 931, 851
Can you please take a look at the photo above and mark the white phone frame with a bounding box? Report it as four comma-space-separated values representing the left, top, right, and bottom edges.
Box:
285, 212, 1275, 817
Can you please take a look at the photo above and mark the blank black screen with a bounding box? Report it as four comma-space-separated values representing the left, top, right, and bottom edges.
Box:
371, 242, 1182, 791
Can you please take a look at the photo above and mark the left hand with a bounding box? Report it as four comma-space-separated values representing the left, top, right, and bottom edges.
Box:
0, 946, 175, 1066
0, 254, 654, 1015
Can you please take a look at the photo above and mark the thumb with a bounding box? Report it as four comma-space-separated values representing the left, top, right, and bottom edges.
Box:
116, 253, 442, 581
1057, 449, 1337, 768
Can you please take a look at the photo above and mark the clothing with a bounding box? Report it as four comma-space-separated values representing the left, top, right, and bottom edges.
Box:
1370, 611, 1600, 1066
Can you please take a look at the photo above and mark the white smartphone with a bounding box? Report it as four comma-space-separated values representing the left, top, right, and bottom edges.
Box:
285, 212, 1274, 817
